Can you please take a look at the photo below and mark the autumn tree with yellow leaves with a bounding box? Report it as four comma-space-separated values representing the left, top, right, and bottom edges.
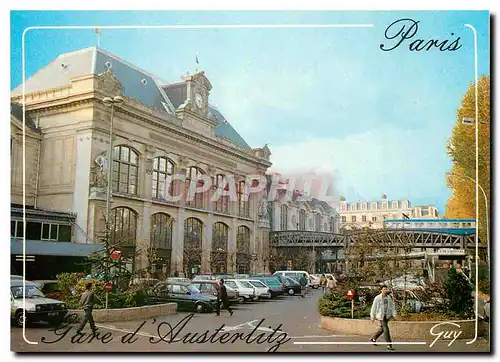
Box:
445, 75, 490, 248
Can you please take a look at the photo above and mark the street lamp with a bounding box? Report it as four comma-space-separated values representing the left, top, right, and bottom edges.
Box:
102, 96, 124, 220
446, 172, 489, 270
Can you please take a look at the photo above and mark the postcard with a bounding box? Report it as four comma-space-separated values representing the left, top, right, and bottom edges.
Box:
9, 10, 490, 353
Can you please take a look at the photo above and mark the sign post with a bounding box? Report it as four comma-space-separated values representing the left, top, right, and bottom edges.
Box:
104, 282, 113, 309
347, 289, 355, 319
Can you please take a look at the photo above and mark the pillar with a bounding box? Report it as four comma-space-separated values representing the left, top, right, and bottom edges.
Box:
228, 217, 237, 273
202, 214, 213, 273
172, 208, 185, 276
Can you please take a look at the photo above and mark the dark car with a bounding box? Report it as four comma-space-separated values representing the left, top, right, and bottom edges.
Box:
273, 275, 302, 296
32, 280, 63, 300
147, 282, 218, 313
249, 276, 284, 298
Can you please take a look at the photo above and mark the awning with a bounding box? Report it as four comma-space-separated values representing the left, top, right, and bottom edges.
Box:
11, 238, 104, 257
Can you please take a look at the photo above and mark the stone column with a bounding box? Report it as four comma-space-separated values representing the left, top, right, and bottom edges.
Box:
171, 208, 185, 276
73, 130, 93, 244
143, 145, 155, 200
135, 202, 152, 272
228, 217, 237, 273
202, 214, 213, 273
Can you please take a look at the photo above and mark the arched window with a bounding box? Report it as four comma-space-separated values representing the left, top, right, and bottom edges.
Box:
299, 209, 306, 230
112, 145, 138, 195
371, 202, 378, 210
236, 226, 251, 274
340, 203, 347, 211
211, 222, 229, 274
183, 218, 203, 277
185, 167, 205, 209
237, 181, 250, 217
391, 201, 399, 209
150, 213, 173, 278
314, 213, 321, 232
280, 205, 288, 231
152, 157, 174, 200
213, 174, 229, 213
110, 207, 137, 247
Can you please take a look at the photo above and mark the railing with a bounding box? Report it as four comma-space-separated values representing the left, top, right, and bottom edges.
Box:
269, 229, 483, 249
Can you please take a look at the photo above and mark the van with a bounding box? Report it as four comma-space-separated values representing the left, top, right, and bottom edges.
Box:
273, 271, 311, 284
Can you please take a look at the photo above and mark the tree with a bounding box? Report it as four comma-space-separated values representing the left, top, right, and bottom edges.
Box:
444, 266, 473, 316
445, 75, 490, 245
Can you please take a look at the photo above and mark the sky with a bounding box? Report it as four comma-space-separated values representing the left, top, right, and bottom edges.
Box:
10, 11, 490, 214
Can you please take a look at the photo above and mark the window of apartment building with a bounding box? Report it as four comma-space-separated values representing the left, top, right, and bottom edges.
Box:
213, 174, 229, 213
372, 216, 377, 222
341, 216, 346, 223
152, 157, 174, 200
391, 201, 398, 209
110, 207, 137, 246
314, 213, 321, 232
351, 216, 356, 222
371, 202, 377, 210
151, 213, 173, 249
112, 145, 139, 195
10, 220, 71, 242
280, 205, 288, 231
185, 167, 205, 209
362, 215, 367, 222
299, 210, 306, 230
237, 181, 250, 217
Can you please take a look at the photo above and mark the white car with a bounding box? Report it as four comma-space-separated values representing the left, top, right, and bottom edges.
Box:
246, 279, 272, 299
308, 275, 321, 289
224, 279, 258, 303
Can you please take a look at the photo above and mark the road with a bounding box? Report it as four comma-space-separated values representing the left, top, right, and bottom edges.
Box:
11, 289, 490, 353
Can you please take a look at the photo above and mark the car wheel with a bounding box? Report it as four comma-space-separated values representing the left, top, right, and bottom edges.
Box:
15, 310, 26, 328
288, 289, 295, 296
237, 297, 245, 304
313, 285, 319, 289
195, 303, 205, 313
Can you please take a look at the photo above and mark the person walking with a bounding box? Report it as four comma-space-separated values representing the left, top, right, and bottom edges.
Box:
320, 274, 327, 294
299, 274, 308, 298
75, 282, 102, 334
370, 285, 397, 351
215, 279, 233, 316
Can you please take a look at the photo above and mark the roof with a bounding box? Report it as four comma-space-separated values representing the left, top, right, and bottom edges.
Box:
11, 238, 103, 257
12, 46, 252, 150
10, 102, 39, 132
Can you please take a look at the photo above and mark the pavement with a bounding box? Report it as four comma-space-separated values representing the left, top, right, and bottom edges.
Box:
11, 289, 490, 353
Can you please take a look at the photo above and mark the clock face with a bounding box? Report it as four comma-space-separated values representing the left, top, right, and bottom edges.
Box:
195, 93, 204, 109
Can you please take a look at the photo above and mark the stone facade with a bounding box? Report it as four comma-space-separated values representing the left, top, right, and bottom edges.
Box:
11, 47, 272, 277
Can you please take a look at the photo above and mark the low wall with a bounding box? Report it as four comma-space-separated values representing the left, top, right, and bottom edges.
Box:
320, 316, 484, 340
68, 303, 177, 323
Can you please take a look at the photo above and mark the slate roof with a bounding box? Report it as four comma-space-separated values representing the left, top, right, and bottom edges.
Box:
12, 47, 252, 150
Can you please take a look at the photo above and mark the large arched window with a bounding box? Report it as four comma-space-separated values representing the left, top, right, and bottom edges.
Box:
151, 213, 173, 278
185, 167, 205, 209
237, 181, 250, 217
213, 174, 229, 213
183, 218, 203, 277
211, 222, 229, 274
236, 226, 251, 274
112, 145, 138, 195
110, 207, 137, 247
280, 205, 288, 231
299, 209, 306, 230
314, 213, 321, 232
152, 157, 174, 200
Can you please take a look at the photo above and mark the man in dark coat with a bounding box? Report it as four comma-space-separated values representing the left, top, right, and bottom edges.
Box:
76, 282, 102, 334
215, 279, 233, 316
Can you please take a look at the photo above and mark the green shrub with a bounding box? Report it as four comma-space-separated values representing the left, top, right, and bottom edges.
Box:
478, 279, 490, 295
318, 291, 371, 319
444, 267, 473, 317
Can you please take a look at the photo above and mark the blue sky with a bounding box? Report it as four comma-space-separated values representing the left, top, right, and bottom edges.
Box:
10, 11, 490, 213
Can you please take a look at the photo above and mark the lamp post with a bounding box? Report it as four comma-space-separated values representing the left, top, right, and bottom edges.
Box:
446, 172, 489, 269
102, 96, 124, 220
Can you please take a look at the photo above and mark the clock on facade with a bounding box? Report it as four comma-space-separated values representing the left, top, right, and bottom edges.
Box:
195, 93, 204, 109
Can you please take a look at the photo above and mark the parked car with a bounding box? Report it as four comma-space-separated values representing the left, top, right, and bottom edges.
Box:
191, 280, 239, 303
192, 274, 216, 281
246, 279, 272, 299
167, 277, 191, 284
308, 275, 321, 289
147, 281, 217, 313
249, 276, 284, 298
129, 278, 160, 288
273, 274, 302, 296
10, 279, 68, 327
273, 271, 311, 284
32, 280, 63, 300
224, 279, 258, 303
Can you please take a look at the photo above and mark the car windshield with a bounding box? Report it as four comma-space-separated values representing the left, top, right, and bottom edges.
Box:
11, 285, 45, 299
239, 281, 253, 288
249, 281, 266, 288
265, 278, 281, 286
187, 285, 201, 294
